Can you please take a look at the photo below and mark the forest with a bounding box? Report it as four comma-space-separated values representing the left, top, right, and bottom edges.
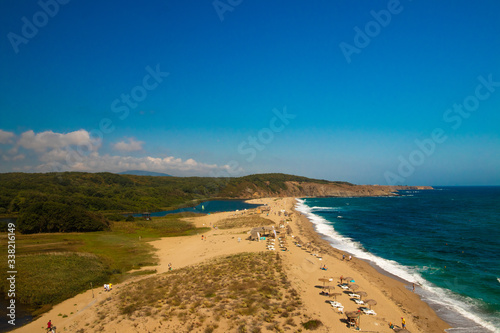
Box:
0, 172, 342, 233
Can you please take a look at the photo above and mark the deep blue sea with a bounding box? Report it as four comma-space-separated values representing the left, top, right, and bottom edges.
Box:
296, 187, 500, 333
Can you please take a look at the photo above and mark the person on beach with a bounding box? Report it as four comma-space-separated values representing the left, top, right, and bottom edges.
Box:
342, 254, 345, 260
46, 320, 53, 332
413, 283, 415, 292
401, 317, 406, 329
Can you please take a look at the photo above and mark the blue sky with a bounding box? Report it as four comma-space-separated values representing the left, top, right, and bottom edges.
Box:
1, 0, 499, 185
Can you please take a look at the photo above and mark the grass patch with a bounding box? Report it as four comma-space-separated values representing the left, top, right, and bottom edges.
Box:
0, 213, 205, 314
3, 252, 108, 308
302, 319, 323, 330
216, 216, 275, 229
112, 213, 209, 237
115, 252, 303, 330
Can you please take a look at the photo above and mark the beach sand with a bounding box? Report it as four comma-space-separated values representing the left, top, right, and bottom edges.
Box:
14, 197, 450, 332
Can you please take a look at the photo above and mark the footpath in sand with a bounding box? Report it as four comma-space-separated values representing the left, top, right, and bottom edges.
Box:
14, 197, 449, 333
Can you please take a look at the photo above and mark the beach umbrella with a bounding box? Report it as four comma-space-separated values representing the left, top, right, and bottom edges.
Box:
348, 283, 360, 291
357, 291, 367, 299
365, 299, 377, 309
318, 278, 330, 287
343, 276, 353, 283
345, 311, 360, 328
325, 285, 336, 294
345, 311, 359, 318
330, 292, 342, 300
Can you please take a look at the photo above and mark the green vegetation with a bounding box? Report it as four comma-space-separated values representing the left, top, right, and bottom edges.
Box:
302, 319, 323, 330
216, 215, 275, 229
0, 172, 346, 233
110, 252, 303, 332
0, 214, 207, 313
17, 201, 109, 234
10, 253, 108, 308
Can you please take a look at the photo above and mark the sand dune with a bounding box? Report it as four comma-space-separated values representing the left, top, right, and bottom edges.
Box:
14, 197, 449, 332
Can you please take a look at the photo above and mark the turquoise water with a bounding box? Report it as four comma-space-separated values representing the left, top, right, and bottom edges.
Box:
296, 187, 500, 333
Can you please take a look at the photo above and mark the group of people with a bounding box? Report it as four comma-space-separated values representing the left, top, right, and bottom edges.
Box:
103, 283, 112, 292
342, 254, 352, 261
388, 317, 406, 330
320, 264, 328, 270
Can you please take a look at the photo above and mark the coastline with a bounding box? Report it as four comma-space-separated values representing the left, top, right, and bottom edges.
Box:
285, 197, 450, 332
13, 196, 451, 332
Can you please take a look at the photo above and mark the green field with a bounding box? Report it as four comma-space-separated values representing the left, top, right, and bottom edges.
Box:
0, 213, 209, 314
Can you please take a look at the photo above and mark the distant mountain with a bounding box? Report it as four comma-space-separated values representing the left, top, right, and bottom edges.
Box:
118, 170, 172, 177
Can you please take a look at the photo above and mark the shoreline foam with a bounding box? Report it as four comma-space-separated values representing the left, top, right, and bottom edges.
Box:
13, 196, 453, 332
295, 197, 497, 333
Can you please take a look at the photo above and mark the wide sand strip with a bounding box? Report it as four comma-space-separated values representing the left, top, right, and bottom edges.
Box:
14, 197, 449, 332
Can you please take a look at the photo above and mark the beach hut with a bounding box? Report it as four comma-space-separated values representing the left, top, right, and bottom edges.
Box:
250, 230, 260, 241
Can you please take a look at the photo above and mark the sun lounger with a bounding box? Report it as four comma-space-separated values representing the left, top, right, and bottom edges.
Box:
339, 284, 349, 289
348, 293, 360, 298
360, 307, 376, 315
353, 299, 364, 305
328, 301, 343, 308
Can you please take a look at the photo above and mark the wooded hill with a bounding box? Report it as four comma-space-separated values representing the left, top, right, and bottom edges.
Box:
0, 172, 427, 234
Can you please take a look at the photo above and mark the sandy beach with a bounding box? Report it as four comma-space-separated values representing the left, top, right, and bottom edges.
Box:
14, 197, 450, 332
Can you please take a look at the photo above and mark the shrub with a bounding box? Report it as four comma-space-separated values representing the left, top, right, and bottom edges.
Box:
302, 320, 323, 330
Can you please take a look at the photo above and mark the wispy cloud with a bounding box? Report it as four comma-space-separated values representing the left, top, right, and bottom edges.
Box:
41, 154, 231, 176
112, 138, 144, 152
2, 154, 25, 162
1, 128, 233, 176
0, 130, 15, 144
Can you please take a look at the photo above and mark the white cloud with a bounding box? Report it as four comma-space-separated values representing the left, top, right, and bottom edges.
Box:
0, 130, 15, 144
112, 138, 144, 152
34, 152, 232, 176
1, 129, 235, 177
2, 154, 25, 161
18, 129, 96, 152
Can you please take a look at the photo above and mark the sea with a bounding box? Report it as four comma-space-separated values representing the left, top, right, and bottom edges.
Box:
295, 187, 500, 333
